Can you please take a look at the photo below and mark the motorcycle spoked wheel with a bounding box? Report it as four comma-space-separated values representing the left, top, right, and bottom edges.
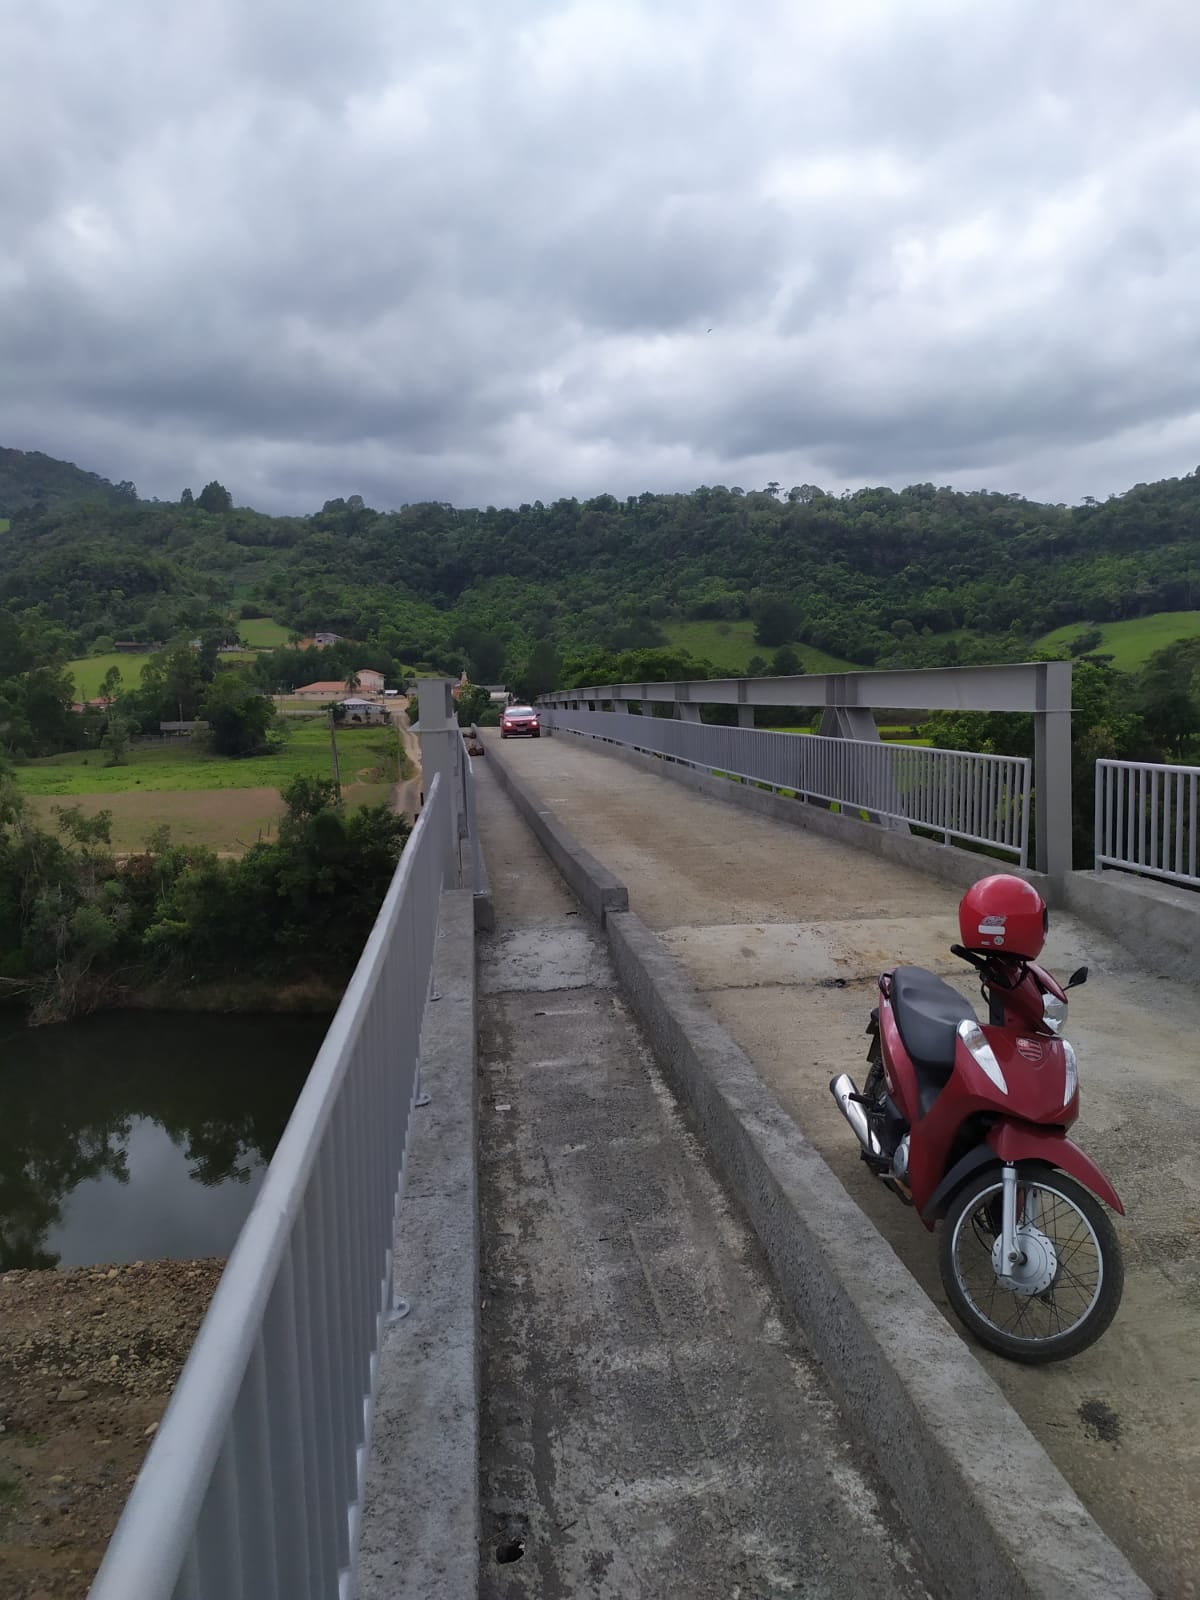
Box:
938, 1164, 1124, 1363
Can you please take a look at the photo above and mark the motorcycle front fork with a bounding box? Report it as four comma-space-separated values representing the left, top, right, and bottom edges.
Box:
998, 1163, 1038, 1271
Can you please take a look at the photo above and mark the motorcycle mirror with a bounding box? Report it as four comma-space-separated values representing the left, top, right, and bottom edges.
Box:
1066, 966, 1089, 989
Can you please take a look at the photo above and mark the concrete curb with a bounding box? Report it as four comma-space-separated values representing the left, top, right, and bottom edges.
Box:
358, 889, 480, 1600
549, 725, 1054, 898
605, 909, 1151, 1600
486, 737, 630, 922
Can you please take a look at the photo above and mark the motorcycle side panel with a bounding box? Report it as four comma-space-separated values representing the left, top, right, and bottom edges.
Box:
987, 1124, 1125, 1215
878, 1000, 920, 1125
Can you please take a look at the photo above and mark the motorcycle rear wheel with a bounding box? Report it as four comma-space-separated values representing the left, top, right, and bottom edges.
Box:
938, 1164, 1123, 1364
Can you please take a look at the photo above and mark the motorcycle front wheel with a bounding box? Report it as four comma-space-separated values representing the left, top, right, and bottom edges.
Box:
938, 1164, 1123, 1364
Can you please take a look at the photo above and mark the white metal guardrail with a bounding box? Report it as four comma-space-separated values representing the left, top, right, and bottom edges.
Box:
547, 708, 1031, 865
1095, 758, 1200, 888
89, 773, 451, 1600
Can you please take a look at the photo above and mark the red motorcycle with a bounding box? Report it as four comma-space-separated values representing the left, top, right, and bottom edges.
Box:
830, 874, 1124, 1363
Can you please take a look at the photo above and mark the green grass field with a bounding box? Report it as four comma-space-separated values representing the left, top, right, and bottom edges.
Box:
238, 617, 292, 647
66, 652, 152, 700
23, 781, 393, 854
14, 719, 398, 797
663, 620, 858, 675
1034, 611, 1200, 672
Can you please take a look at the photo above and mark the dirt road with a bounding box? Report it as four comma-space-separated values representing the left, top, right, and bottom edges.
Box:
390, 699, 423, 821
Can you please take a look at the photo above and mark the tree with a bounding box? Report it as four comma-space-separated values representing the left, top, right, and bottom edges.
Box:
137, 644, 211, 723
516, 639, 561, 701
1138, 639, 1200, 758
101, 713, 130, 767
99, 665, 123, 708
771, 645, 801, 675
197, 480, 233, 514
752, 598, 798, 648
200, 673, 275, 756
455, 629, 506, 685
455, 683, 494, 727
180, 488, 194, 506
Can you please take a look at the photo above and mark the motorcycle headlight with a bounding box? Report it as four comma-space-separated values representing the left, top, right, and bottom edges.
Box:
957, 1019, 1009, 1095
1042, 993, 1068, 1035
1062, 1038, 1078, 1107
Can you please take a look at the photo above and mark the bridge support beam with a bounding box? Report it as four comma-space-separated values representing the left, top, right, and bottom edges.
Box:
1035, 661, 1073, 883
416, 678, 465, 887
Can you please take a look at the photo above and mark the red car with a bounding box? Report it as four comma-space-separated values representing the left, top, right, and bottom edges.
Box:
500, 705, 541, 739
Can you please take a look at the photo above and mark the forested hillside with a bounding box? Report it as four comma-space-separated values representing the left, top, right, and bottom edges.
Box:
2, 451, 1200, 690
0, 447, 137, 517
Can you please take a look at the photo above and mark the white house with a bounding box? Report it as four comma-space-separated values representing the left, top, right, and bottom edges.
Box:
337, 696, 388, 723
355, 668, 385, 693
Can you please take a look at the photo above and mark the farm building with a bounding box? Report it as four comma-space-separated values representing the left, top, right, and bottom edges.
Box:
295, 670, 385, 699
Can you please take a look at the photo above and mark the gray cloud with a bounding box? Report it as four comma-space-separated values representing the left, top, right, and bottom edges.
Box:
2, 0, 1200, 514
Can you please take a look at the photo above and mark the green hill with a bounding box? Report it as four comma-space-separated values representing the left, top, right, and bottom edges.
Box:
1035, 611, 1200, 672
0, 446, 136, 517
663, 620, 856, 674
6, 445, 1200, 692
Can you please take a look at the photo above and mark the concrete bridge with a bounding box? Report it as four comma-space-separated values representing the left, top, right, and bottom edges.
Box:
89, 669, 1199, 1600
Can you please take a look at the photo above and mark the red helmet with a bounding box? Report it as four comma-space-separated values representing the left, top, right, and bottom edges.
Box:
958, 874, 1048, 960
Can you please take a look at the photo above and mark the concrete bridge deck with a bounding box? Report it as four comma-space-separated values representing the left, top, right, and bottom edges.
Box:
483, 728, 1200, 1600
470, 757, 936, 1598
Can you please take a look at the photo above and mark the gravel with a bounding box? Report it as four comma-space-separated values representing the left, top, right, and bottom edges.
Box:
0, 1259, 222, 1600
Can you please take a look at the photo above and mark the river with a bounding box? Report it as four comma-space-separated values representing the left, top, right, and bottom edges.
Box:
0, 1010, 329, 1269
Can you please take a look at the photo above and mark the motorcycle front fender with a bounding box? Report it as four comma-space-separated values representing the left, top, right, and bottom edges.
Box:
920, 1124, 1125, 1222
987, 1122, 1125, 1215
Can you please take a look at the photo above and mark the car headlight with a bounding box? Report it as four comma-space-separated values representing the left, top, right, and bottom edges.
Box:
1062, 1038, 1078, 1107
1042, 993, 1068, 1035
957, 1019, 1008, 1095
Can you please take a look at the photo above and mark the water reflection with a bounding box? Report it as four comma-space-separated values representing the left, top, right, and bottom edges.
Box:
0, 1010, 326, 1269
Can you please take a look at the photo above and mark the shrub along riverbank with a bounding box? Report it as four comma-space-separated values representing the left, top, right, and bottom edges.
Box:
0, 771, 408, 1025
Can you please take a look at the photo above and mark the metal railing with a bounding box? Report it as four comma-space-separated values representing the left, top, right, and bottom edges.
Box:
547, 708, 1031, 865
1095, 758, 1200, 889
89, 774, 451, 1600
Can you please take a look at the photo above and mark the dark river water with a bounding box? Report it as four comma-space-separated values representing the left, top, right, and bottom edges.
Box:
0, 1010, 329, 1270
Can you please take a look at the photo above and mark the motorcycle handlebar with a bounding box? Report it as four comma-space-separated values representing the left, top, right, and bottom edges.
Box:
950, 944, 988, 970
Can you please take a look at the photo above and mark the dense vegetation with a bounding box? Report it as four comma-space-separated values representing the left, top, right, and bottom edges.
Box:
3, 443, 1200, 880
4, 445, 1200, 697
0, 768, 408, 1024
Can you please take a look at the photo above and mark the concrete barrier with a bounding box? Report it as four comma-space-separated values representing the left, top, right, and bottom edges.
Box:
550, 726, 1053, 897
358, 889, 480, 1600
1063, 867, 1200, 981
605, 908, 1151, 1600
487, 740, 630, 922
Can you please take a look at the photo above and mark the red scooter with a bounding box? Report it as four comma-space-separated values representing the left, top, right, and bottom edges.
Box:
830, 874, 1124, 1363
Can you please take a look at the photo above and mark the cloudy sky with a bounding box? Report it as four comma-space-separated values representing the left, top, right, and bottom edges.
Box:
3, 0, 1199, 514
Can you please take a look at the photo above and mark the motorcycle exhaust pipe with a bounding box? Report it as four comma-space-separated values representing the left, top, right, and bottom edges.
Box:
829, 1073, 881, 1159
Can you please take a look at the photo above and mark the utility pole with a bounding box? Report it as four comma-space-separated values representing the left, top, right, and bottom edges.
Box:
329, 705, 341, 795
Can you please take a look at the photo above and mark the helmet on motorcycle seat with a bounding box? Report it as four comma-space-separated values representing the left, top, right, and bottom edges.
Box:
958, 874, 1048, 960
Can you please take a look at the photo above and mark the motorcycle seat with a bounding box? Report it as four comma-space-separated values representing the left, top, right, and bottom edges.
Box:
891, 967, 978, 1115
